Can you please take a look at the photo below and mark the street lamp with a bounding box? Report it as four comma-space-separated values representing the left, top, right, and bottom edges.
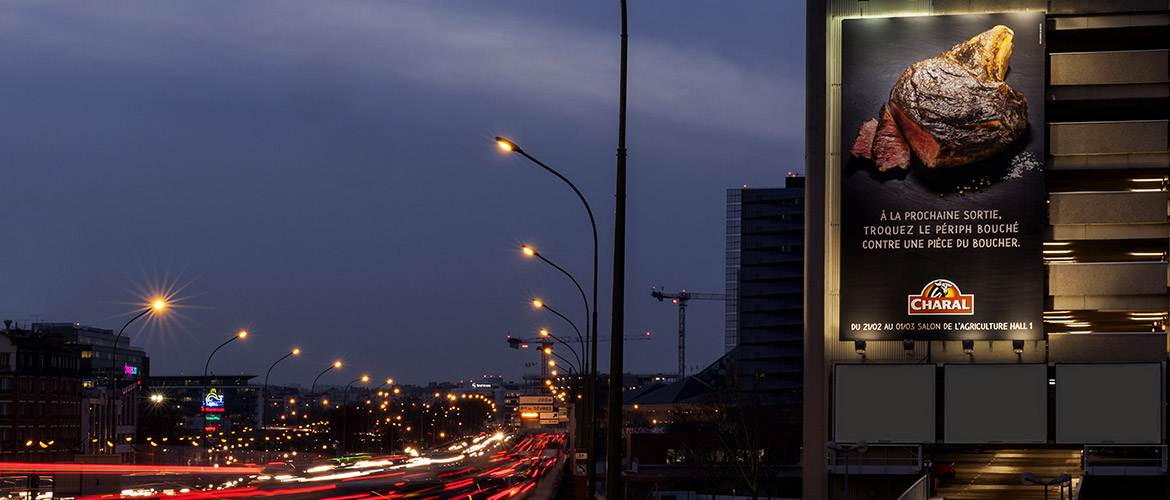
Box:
109, 299, 165, 454
522, 245, 590, 360
310, 361, 343, 429
540, 329, 582, 372
827, 440, 868, 500
497, 136, 601, 495
532, 299, 585, 359
342, 375, 369, 455
263, 348, 300, 433
202, 330, 247, 455
366, 378, 394, 453
1022, 472, 1073, 500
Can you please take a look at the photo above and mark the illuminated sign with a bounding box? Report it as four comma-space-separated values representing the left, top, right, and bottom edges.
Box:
123, 365, 139, 376
908, 280, 974, 315
202, 388, 225, 412
839, 13, 1045, 341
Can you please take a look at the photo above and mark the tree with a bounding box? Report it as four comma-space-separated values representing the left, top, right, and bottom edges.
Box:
667, 369, 799, 500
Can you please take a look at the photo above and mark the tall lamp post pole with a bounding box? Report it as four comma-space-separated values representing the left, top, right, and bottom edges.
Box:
110, 300, 165, 455
532, 301, 585, 366
608, 2, 629, 499
523, 246, 590, 353
310, 361, 343, 442
367, 378, 394, 453
539, 329, 583, 372
202, 330, 247, 457
262, 348, 300, 437
342, 376, 368, 455
496, 137, 600, 496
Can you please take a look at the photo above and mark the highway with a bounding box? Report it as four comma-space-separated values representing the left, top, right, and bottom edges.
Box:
67, 432, 565, 500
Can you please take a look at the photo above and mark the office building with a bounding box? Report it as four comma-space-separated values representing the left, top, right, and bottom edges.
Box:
0, 322, 83, 463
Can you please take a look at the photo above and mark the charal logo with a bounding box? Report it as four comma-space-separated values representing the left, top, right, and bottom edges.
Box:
908, 279, 974, 315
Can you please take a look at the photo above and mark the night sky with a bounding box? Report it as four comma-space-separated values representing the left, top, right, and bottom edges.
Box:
1, 1, 805, 387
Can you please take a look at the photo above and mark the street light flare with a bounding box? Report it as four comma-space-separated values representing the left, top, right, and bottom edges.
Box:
522, 246, 535, 256
495, 137, 518, 152
152, 300, 166, 310
532, 299, 543, 308
361, 375, 369, 382
334, 361, 342, 368
540, 329, 549, 336
237, 330, 247, 338
292, 348, 300, 355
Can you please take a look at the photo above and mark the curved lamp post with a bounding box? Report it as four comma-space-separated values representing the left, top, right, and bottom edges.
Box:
310, 361, 342, 430
497, 137, 600, 494
367, 378, 393, 453
109, 299, 165, 454
262, 348, 300, 433
532, 299, 585, 357
202, 330, 247, 456
539, 329, 582, 371
342, 376, 369, 455
522, 246, 590, 359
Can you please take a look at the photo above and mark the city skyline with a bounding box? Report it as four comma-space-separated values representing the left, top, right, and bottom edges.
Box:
1, 1, 806, 387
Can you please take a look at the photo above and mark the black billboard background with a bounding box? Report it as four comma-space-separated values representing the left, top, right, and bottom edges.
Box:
840, 13, 1045, 341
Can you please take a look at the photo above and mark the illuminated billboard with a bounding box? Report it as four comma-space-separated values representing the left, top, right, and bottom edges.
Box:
202, 388, 225, 412
839, 13, 1045, 341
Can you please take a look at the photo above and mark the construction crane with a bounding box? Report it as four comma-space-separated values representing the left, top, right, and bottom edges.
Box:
651, 287, 728, 378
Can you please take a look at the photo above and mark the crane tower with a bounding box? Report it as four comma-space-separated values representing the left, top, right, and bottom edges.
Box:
650, 287, 728, 378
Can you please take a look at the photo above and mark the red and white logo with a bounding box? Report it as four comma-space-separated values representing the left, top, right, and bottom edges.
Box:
908, 279, 974, 315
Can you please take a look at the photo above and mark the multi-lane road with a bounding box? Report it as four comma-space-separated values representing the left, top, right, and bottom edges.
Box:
66, 432, 565, 500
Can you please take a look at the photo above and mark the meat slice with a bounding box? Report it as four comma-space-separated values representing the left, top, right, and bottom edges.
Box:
873, 105, 911, 171
849, 118, 878, 160
888, 25, 1027, 168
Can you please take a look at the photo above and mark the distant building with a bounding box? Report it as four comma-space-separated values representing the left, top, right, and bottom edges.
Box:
32, 322, 150, 386
0, 322, 83, 462
726, 177, 805, 410
145, 375, 259, 438
33, 320, 152, 459
33, 322, 150, 456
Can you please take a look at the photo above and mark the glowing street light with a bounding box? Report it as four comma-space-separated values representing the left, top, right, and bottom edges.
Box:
310, 361, 343, 425
523, 245, 589, 354
497, 136, 601, 492
110, 299, 166, 454
263, 348, 301, 434
342, 375, 370, 454
202, 330, 248, 454
532, 301, 584, 369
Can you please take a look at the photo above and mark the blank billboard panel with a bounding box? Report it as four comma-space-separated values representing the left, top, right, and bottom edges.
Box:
1056, 363, 1163, 444
945, 364, 1046, 443
835, 364, 935, 444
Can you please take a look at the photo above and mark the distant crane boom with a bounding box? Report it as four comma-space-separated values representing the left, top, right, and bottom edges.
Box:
650, 287, 728, 378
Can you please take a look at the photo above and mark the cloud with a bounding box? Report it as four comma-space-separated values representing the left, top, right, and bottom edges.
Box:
0, 0, 800, 141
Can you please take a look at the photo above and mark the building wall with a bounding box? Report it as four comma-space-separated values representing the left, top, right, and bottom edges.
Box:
0, 332, 84, 463
806, 1, 1169, 498
727, 180, 805, 407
